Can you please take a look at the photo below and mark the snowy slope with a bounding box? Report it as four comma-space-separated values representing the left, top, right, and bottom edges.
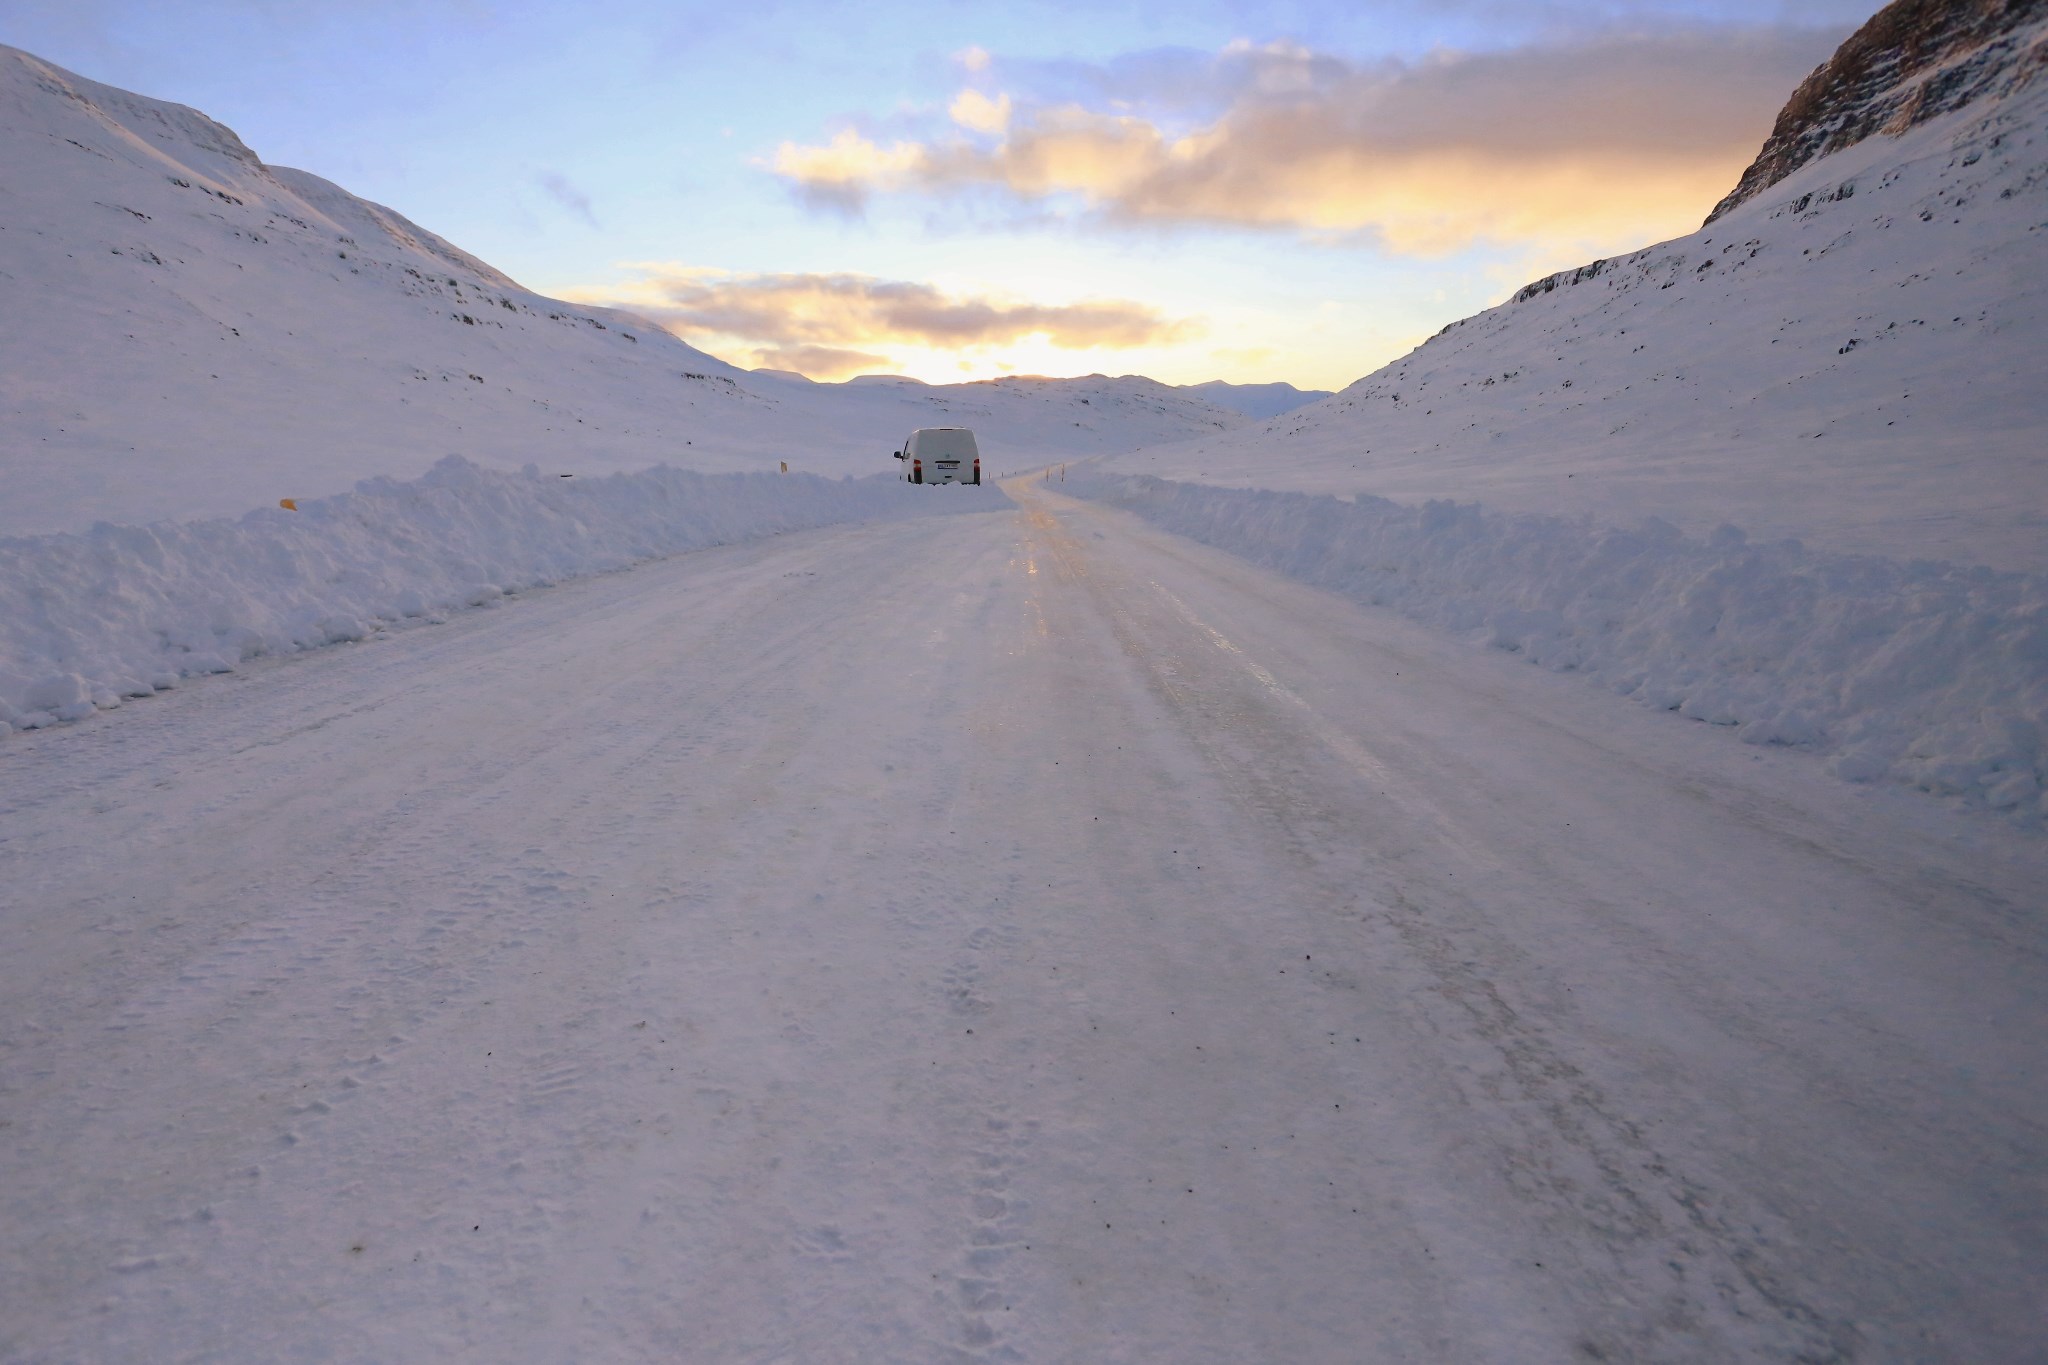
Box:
1106, 9, 2048, 573
0, 44, 1241, 535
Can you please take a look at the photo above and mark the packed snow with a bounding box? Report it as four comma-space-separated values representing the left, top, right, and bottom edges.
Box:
3, 487, 2043, 1362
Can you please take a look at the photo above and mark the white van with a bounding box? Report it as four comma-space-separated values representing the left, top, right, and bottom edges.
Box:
894, 427, 980, 484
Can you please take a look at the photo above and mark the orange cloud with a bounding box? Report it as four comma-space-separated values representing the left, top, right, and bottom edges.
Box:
948, 88, 1011, 134
570, 267, 1201, 379
753, 344, 892, 377
772, 26, 1839, 257
770, 130, 926, 213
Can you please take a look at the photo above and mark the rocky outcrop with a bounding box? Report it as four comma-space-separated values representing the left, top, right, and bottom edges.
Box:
1705, 0, 2048, 223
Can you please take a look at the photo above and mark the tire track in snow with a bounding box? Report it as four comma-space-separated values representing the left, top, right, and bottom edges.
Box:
7, 493, 2041, 1360
926, 913, 1036, 1364
1020, 486, 1859, 1363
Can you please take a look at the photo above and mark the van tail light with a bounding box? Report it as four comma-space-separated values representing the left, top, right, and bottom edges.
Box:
973, 457, 981, 482
912, 458, 922, 483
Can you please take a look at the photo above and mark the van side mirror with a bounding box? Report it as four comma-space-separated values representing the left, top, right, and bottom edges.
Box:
892, 450, 905, 458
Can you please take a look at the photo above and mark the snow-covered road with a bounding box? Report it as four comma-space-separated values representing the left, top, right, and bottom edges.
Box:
3, 485, 2043, 1363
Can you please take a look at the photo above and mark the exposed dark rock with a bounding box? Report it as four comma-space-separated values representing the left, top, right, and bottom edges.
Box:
1513, 257, 1614, 304
1706, 0, 2048, 224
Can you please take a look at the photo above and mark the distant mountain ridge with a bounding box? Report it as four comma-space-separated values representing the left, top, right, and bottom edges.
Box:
1177, 381, 1332, 420
767, 371, 1330, 421
1707, 0, 2048, 222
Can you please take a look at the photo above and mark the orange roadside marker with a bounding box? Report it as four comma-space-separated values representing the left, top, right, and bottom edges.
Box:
279, 498, 298, 510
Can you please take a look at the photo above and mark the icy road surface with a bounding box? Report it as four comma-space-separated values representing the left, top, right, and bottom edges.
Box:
3, 484, 2044, 1363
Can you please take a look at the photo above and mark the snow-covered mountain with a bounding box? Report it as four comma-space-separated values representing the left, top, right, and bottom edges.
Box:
1107, 0, 2048, 572
1176, 380, 1332, 419
1706, 0, 2046, 223
0, 44, 1242, 535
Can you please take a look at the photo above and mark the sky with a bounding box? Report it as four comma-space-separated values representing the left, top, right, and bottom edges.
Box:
3, 0, 1876, 389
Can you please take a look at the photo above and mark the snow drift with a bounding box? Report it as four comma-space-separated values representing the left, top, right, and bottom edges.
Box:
1071, 472, 2047, 823
0, 458, 1004, 733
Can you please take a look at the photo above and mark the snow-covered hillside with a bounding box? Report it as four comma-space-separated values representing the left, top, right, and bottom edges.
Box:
1106, 5, 2048, 573
1078, 0, 2048, 823
0, 44, 1241, 535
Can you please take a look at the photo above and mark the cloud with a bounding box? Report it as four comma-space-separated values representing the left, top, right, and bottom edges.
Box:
569, 266, 1200, 379
771, 24, 1844, 256
752, 344, 893, 376
770, 130, 926, 213
949, 88, 1011, 134
536, 170, 598, 227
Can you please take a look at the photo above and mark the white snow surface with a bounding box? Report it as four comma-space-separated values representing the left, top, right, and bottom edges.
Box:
1071, 39, 2048, 823
3, 486, 2042, 1361
1068, 471, 2047, 824
0, 44, 1242, 537
5, 26, 2047, 1364
1106, 52, 2048, 573
0, 455, 1004, 733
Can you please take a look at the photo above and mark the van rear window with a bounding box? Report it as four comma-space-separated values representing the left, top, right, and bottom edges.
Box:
910, 429, 979, 460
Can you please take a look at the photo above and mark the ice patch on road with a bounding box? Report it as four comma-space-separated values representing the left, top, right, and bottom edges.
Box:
1069, 473, 2047, 824
0, 455, 1006, 735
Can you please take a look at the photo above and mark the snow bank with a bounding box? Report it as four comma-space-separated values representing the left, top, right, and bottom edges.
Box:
1070, 473, 2048, 822
0, 456, 1005, 733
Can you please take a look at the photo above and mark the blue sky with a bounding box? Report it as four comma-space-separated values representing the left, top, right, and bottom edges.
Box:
5, 0, 1876, 387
